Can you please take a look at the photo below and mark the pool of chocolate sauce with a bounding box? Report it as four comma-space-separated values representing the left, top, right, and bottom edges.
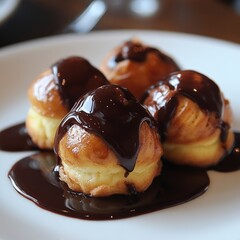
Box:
1, 123, 240, 220
8, 151, 209, 220
0, 123, 38, 151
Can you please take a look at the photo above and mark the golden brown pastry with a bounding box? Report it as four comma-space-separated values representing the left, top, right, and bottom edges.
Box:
26, 56, 109, 149
100, 39, 180, 99
142, 70, 234, 167
54, 85, 163, 197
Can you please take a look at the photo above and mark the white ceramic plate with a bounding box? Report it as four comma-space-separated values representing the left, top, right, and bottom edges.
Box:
0, 30, 240, 240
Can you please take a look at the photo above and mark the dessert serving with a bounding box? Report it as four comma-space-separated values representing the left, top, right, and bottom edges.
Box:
142, 70, 235, 167
26, 56, 109, 149
0, 37, 239, 221
100, 39, 180, 99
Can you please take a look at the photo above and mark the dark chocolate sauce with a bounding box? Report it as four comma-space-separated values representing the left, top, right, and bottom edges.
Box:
51, 56, 109, 109
0, 123, 38, 151
109, 40, 180, 70
2, 124, 240, 220
8, 152, 209, 220
142, 70, 226, 140
210, 132, 240, 172
220, 121, 230, 142
54, 85, 155, 172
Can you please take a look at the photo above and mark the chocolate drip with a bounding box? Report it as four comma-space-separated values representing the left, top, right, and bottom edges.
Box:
54, 85, 155, 172
109, 41, 180, 70
142, 70, 225, 140
220, 121, 230, 142
210, 132, 240, 172
51, 56, 109, 109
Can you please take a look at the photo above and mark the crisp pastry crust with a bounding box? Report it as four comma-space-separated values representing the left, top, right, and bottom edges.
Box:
26, 56, 109, 150
58, 122, 163, 197
26, 69, 68, 149
142, 70, 235, 167
28, 69, 68, 118
162, 96, 234, 167
100, 40, 179, 99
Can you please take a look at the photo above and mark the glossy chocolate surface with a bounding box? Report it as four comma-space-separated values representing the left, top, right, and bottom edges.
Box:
54, 85, 155, 172
142, 70, 226, 139
52, 56, 109, 109
210, 132, 240, 172
109, 40, 180, 70
0, 123, 38, 151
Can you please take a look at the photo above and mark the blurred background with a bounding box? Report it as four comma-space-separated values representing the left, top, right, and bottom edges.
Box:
0, 0, 240, 48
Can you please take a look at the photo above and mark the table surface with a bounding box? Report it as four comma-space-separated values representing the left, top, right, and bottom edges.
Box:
0, 0, 240, 48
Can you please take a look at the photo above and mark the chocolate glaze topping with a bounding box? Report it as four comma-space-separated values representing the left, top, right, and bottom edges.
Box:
51, 56, 109, 109
109, 40, 180, 70
54, 85, 155, 172
142, 70, 226, 140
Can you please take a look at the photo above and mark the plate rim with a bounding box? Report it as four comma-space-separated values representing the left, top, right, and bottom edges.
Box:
0, 29, 239, 55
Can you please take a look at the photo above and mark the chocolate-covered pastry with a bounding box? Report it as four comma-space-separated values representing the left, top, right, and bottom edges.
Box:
142, 70, 234, 167
100, 39, 180, 99
26, 56, 109, 149
54, 85, 163, 197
